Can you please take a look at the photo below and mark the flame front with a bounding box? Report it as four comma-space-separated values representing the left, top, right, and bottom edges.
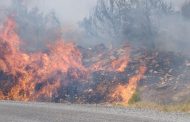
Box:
0, 19, 147, 104
111, 66, 147, 105
0, 18, 86, 101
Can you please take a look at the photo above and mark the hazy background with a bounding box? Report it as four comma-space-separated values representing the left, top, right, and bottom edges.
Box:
0, 0, 187, 25
27, 0, 97, 25
24, 0, 190, 25
1, 0, 190, 53
0, 0, 97, 25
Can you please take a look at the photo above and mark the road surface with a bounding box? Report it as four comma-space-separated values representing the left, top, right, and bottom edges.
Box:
0, 101, 189, 122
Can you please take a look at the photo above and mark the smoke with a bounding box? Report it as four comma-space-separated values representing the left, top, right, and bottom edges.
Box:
23, 0, 97, 25
1, 0, 190, 52
0, 0, 190, 104
169, 0, 187, 10
80, 0, 190, 55
154, 13, 190, 54
142, 0, 190, 55
0, 0, 97, 47
152, 0, 190, 55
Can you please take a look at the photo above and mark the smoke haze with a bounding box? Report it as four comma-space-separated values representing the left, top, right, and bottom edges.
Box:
18, 0, 97, 25
1, 0, 190, 53
0, 0, 188, 24
1, 0, 190, 105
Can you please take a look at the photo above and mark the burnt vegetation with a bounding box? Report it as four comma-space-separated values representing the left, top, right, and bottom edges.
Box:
0, 0, 190, 107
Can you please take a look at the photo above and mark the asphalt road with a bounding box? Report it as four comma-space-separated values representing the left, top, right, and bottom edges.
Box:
0, 101, 189, 122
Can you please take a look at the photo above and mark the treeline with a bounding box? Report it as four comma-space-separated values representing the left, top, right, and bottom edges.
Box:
81, 0, 190, 50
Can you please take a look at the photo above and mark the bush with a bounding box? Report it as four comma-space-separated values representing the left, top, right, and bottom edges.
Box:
81, 0, 173, 48
128, 91, 141, 105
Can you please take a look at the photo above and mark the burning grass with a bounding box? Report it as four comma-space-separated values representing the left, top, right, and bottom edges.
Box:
0, 18, 190, 108
0, 18, 146, 104
0, 18, 86, 101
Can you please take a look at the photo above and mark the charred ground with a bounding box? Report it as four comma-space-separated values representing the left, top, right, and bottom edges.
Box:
0, 19, 190, 105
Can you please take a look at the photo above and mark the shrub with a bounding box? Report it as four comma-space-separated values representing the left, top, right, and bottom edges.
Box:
128, 91, 141, 105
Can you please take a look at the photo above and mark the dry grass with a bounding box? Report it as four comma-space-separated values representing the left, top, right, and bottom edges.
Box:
112, 91, 190, 113
128, 101, 190, 112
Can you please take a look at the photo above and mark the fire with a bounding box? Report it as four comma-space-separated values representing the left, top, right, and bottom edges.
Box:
0, 18, 22, 74
111, 56, 129, 72
0, 18, 86, 101
90, 47, 130, 72
0, 18, 147, 104
111, 66, 147, 105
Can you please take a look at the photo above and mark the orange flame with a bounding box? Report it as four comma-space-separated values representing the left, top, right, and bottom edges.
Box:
0, 18, 147, 104
111, 66, 147, 105
90, 47, 130, 72
0, 18, 86, 101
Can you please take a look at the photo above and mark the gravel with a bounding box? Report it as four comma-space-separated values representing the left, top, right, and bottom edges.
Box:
0, 101, 189, 122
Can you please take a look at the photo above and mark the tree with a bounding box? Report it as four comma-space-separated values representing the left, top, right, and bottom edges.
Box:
8, 0, 62, 52
182, 1, 190, 19
81, 0, 173, 48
